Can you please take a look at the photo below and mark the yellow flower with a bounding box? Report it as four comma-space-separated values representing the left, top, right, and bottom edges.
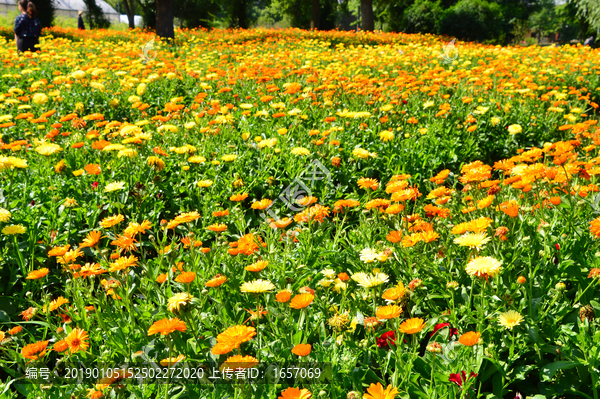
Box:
32, 93, 48, 104
2, 224, 26, 235
167, 293, 194, 313
498, 310, 524, 330
104, 182, 126, 193
35, 143, 62, 156
71, 70, 86, 79
508, 124, 522, 135
64, 198, 78, 208
453, 232, 490, 250
222, 154, 237, 162
379, 131, 394, 142
291, 147, 310, 156
188, 156, 206, 163
197, 180, 213, 188
466, 256, 502, 278
351, 272, 389, 288
491, 117, 501, 126
0, 208, 11, 222
240, 279, 275, 294
352, 148, 377, 159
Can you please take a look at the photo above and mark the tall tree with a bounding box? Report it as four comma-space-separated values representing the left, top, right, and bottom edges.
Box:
35, 0, 55, 28
156, 0, 174, 38
83, 0, 111, 28
311, 0, 320, 29
572, 0, 600, 34
121, 0, 136, 28
225, 0, 252, 28
361, 0, 374, 30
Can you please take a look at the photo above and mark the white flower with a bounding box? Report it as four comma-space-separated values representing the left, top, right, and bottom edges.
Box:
360, 248, 379, 263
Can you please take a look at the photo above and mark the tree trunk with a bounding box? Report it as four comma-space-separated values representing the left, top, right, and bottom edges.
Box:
236, 0, 249, 29
311, 0, 319, 30
156, 0, 174, 39
121, 0, 135, 29
361, 0, 374, 31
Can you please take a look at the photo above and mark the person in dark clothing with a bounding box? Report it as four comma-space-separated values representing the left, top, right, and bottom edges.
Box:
14, 0, 41, 52
78, 11, 85, 30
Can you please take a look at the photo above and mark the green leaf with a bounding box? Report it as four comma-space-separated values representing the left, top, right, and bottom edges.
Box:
540, 361, 581, 382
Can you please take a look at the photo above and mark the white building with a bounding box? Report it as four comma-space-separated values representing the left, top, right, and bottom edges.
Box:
0, 0, 120, 23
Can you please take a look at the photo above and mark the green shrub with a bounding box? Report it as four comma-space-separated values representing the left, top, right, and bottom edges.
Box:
401, 0, 443, 34
439, 0, 506, 43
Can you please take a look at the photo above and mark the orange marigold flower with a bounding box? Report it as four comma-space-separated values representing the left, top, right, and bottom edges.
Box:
109, 255, 138, 273
173, 211, 201, 224
147, 318, 187, 336
65, 328, 89, 353
216, 325, 256, 350
294, 204, 330, 223
290, 293, 314, 309
588, 268, 600, 279
213, 209, 230, 217
53, 340, 68, 352
80, 231, 102, 248
382, 284, 406, 302
363, 383, 399, 399
399, 318, 426, 334
26, 268, 49, 280
590, 218, 600, 238
275, 289, 292, 303
430, 169, 450, 185
100, 215, 124, 229
111, 235, 138, 253
466, 217, 493, 233
386, 230, 403, 243
8, 326, 22, 335
84, 164, 101, 175
22, 340, 49, 360
207, 223, 228, 232
357, 177, 379, 190
278, 387, 312, 399
175, 271, 196, 284
376, 305, 402, 319
291, 343, 312, 357
459, 331, 480, 346
205, 274, 228, 287
230, 193, 249, 201
20, 307, 36, 321
251, 199, 273, 210
365, 198, 391, 211
49, 296, 69, 311
499, 201, 519, 218
246, 260, 268, 272
48, 244, 71, 257
268, 217, 293, 228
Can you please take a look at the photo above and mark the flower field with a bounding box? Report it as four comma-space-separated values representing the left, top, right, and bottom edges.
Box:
1, 27, 600, 399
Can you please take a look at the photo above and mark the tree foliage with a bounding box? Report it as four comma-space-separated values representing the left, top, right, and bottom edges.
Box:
83, 0, 111, 29
572, 0, 600, 34
35, 0, 55, 28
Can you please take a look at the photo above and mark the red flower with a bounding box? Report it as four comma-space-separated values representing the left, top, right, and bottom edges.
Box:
429, 323, 458, 339
92, 182, 99, 190
449, 371, 477, 387
377, 331, 396, 348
